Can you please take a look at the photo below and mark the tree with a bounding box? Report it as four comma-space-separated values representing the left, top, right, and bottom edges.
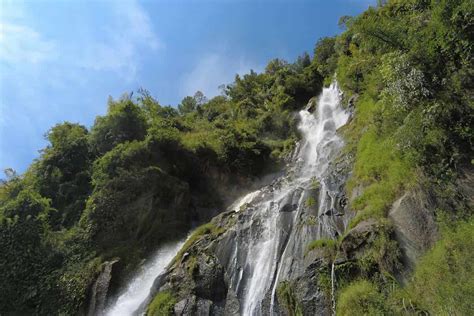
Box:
89, 97, 148, 155
265, 58, 289, 75
36, 122, 92, 228
178, 96, 197, 115
0, 189, 60, 314
193, 91, 207, 107
292, 52, 311, 72
313, 37, 337, 79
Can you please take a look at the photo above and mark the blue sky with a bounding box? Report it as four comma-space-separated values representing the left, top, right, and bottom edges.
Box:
0, 0, 374, 174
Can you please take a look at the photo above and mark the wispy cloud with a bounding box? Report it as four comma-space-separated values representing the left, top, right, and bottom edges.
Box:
0, 22, 57, 64
0, 0, 161, 78
0, 0, 163, 172
79, 0, 162, 77
181, 53, 262, 98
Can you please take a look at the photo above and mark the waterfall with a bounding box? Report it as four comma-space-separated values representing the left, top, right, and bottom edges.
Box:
104, 238, 187, 316
126, 82, 350, 316
222, 82, 349, 315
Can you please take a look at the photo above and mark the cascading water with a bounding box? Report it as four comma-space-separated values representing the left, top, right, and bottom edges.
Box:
218, 82, 350, 315
104, 238, 187, 316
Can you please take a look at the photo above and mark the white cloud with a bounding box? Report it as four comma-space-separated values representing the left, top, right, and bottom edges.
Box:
79, 0, 162, 77
181, 53, 263, 98
0, 22, 57, 64
114, 0, 161, 50
0, 0, 161, 78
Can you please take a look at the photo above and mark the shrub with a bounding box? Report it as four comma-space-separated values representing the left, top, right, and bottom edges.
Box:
407, 219, 474, 315
337, 280, 390, 316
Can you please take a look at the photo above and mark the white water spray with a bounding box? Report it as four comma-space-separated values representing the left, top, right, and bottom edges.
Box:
104, 238, 186, 316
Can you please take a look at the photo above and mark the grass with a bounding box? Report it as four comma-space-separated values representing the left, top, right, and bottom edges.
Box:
305, 196, 316, 207
406, 218, 474, 315
306, 238, 338, 258
146, 291, 176, 316
336, 219, 474, 315
344, 97, 415, 229
172, 222, 225, 265
336, 280, 389, 316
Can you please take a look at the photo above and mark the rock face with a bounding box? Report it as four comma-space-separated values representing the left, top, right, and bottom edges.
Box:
139, 85, 461, 315
127, 87, 466, 316
389, 189, 438, 275
340, 219, 380, 260
87, 260, 119, 316
144, 83, 354, 316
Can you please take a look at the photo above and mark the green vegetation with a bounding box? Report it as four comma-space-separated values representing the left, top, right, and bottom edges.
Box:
305, 196, 316, 207
146, 291, 177, 316
333, 0, 473, 228
355, 221, 401, 277
336, 280, 389, 316
306, 238, 338, 258
0, 49, 326, 314
276, 281, 303, 316
329, 1, 474, 313
316, 266, 333, 300
406, 219, 474, 315
346, 97, 414, 228
336, 219, 474, 315
173, 222, 225, 265
1, 0, 472, 314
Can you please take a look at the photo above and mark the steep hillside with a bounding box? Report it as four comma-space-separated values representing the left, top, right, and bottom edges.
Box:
145, 1, 473, 315
0, 0, 473, 315
0, 43, 323, 315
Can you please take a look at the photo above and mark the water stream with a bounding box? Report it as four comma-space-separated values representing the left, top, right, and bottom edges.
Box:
104, 238, 187, 316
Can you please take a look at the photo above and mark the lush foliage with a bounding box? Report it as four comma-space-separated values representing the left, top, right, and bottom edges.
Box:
0, 48, 326, 314
336, 219, 474, 315
1, 0, 472, 314
330, 0, 473, 313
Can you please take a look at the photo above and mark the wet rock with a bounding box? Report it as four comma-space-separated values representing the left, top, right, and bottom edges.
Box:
339, 196, 347, 209
174, 296, 195, 315
347, 94, 358, 109
181, 252, 190, 262
305, 97, 318, 113
87, 259, 119, 316
323, 209, 333, 216
294, 269, 331, 316
223, 288, 240, 315
194, 254, 227, 302
196, 299, 212, 315
280, 203, 297, 212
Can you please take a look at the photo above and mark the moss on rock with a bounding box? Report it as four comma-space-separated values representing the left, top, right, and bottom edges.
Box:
146, 291, 177, 316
